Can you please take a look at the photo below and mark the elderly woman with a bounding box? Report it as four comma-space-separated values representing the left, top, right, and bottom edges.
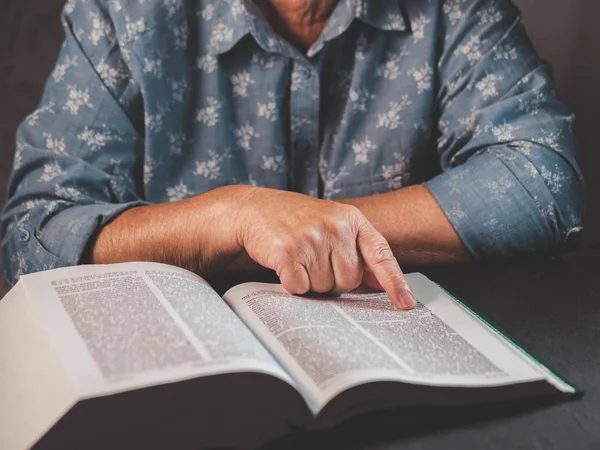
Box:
0, 0, 583, 309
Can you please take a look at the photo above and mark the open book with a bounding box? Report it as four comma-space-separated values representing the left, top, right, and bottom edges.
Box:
0, 262, 576, 449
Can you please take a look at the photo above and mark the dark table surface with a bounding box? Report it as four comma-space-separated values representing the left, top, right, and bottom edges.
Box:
255, 248, 600, 449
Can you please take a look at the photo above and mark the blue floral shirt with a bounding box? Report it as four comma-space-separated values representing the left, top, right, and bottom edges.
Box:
0, 0, 584, 284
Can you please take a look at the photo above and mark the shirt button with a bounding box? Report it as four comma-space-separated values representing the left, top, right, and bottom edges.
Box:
297, 66, 312, 80
19, 229, 31, 244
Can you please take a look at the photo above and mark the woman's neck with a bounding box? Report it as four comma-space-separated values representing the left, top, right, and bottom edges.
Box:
252, 0, 338, 52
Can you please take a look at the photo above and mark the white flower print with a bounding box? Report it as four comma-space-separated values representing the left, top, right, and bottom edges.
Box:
63, 85, 93, 115
43, 132, 67, 155
197, 54, 217, 73
442, 0, 468, 25
54, 185, 83, 201
230, 0, 245, 16
291, 70, 303, 92
488, 148, 517, 163
194, 149, 231, 180
23, 199, 45, 212
477, 2, 503, 25
111, 0, 122, 12
77, 127, 114, 151
145, 106, 168, 134
261, 155, 285, 174
408, 63, 433, 94
493, 43, 518, 61
196, 97, 222, 127
319, 156, 349, 200
64, 0, 76, 14
257, 92, 278, 121
490, 122, 518, 141
381, 152, 410, 190
458, 106, 480, 133
514, 140, 534, 157
171, 78, 189, 103
11, 251, 28, 281
518, 89, 545, 115
89, 12, 113, 45
52, 55, 79, 82
449, 202, 467, 221
385, 14, 405, 31
523, 160, 538, 177
354, 0, 367, 18
13, 142, 25, 169
456, 35, 487, 64
173, 23, 188, 50
38, 162, 66, 182
108, 159, 131, 198
377, 95, 412, 129
169, 131, 187, 155
291, 117, 312, 136
412, 13, 431, 43
235, 122, 260, 151
143, 58, 163, 78
485, 177, 514, 197
74, 27, 85, 43
266, 36, 279, 51
210, 23, 233, 50
144, 155, 156, 185
236, 173, 259, 187
540, 165, 566, 194
163, 0, 181, 17
351, 136, 376, 165
96, 58, 126, 88
166, 182, 190, 201
349, 87, 375, 112
476, 74, 504, 100
355, 34, 367, 61
252, 52, 279, 69
377, 48, 408, 80
201, 4, 215, 20
231, 71, 254, 98
539, 129, 562, 148
27, 102, 55, 127
124, 16, 147, 43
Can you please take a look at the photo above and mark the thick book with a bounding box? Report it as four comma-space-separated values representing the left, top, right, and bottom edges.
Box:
0, 262, 576, 449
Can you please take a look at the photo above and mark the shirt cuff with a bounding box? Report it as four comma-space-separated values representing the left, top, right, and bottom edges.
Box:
424, 153, 559, 259
29, 202, 149, 270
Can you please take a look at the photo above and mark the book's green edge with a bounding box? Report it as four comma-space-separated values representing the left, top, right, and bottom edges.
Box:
435, 283, 583, 398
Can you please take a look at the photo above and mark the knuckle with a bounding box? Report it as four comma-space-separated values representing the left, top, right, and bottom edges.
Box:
368, 241, 395, 265
339, 203, 361, 217
303, 226, 324, 246
328, 217, 353, 240
281, 264, 310, 294
332, 254, 363, 293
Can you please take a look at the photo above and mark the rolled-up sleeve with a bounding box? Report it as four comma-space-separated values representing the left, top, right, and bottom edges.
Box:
0, 1, 148, 284
424, 0, 584, 259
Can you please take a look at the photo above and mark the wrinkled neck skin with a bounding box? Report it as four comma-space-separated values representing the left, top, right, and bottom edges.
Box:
252, 0, 339, 52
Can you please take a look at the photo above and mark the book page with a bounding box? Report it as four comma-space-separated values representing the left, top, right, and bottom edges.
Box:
224, 274, 562, 412
21, 262, 294, 398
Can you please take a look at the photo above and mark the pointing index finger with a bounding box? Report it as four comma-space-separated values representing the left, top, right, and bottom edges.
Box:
356, 224, 417, 310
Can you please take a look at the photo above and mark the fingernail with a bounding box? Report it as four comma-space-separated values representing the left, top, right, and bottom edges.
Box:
398, 289, 417, 310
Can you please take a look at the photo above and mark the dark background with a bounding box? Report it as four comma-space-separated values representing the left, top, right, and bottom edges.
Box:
0, 0, 599, 243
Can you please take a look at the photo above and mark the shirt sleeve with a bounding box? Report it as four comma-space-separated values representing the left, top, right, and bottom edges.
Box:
424, 0, 584, 259
0, 0, 148, 284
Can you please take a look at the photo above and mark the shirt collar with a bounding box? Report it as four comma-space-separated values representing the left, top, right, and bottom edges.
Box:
354, 0, 408, 32
205, 0, 408, 56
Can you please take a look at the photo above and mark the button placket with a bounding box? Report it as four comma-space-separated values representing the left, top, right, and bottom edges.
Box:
289, 60, 320, 195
